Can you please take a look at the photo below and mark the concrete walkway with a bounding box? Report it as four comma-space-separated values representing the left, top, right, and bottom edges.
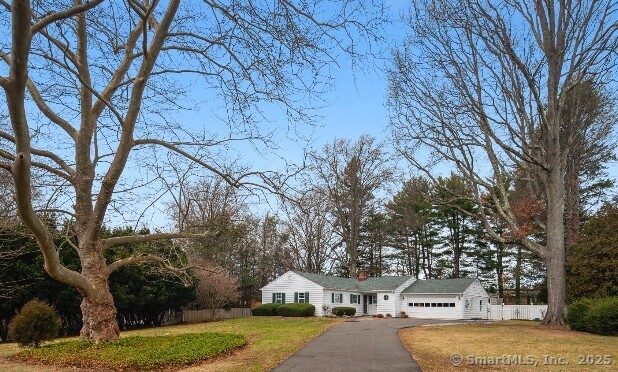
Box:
273, 317, 451, 372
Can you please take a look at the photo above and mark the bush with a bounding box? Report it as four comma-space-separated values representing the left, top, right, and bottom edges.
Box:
585, 297, 618, 336
385, 313, 392, 318
567, 298, 594, 332
251, 303, 281, 316
567, 297, 618, 336
275, 303, 315, 317
9, 300, 61, 347
376, 314, 384, 318
331, 307, 356, 317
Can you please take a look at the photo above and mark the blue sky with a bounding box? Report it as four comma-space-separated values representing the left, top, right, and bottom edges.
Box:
135, 0, 617, 229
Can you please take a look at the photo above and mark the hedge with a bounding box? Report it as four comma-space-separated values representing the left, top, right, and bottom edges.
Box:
566, 298, 594, 332
567, 297, 618, 336
251, 303, 281, 316
331, 307, 356, 317
275, 303, 315, 317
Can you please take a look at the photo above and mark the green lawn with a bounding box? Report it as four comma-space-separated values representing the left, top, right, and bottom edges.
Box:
0, 316, 340, 371
400, 321, 617, 371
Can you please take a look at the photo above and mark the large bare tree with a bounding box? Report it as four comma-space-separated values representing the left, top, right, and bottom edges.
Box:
0, 0, 384, 341
388, 0, 617, 325
310, 135, 393, 278
282, 190, 336, 274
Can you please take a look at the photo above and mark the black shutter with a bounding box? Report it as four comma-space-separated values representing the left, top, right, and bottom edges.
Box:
305, 292, 310, 303
294, 292, 298, 303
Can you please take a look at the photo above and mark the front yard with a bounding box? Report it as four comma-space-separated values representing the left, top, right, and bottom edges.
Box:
0, 316, 341, 371
400, 321, 617, 371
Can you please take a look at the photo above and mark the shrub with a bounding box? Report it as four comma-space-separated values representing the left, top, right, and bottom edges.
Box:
585, 297, 618, 336
331, 307, 356, 317
400, 311, 409, 318
9, 300, 61, 347
251, 303, 281, 316
376, 314, 384, 318
385, 313, 392, 318
567, 298, 594, 332
275, 303, 315, 317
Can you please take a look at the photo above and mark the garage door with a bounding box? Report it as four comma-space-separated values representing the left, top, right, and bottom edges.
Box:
406, 299, 460, 319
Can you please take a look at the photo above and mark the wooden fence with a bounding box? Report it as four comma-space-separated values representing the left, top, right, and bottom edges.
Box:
181, 308, 252, 323
487, 304, 547, 320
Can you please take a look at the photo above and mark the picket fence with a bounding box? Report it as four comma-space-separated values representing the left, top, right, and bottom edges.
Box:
487, 304, 547, 320
181, 308, 252, 323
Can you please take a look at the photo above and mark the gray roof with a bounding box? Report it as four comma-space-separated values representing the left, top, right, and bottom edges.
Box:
401, 278, 477, 294
293, 271, 413, 291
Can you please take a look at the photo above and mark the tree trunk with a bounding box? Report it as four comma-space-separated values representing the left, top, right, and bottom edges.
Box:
541, 170, 567, 326
78, 243, 120, 341
515, 245, 521, 304
80, 291, 119, 341
496, 242, 504, 298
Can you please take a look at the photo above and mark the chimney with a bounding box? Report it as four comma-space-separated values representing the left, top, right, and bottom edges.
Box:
357, 270, 368, 281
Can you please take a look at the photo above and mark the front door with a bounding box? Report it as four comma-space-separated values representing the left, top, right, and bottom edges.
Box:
363, 295, 368, 314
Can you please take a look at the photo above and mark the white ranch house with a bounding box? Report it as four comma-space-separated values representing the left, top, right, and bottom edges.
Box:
261, 271, 490, 319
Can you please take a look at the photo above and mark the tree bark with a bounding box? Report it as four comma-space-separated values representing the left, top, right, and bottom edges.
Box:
78, 242, 119, 341
542, 173, 567, 325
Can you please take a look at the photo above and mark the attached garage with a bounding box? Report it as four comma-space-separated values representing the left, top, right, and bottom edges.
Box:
400, 278, 489, 320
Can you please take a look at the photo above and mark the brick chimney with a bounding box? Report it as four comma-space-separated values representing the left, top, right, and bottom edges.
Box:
357, 270, 368, 281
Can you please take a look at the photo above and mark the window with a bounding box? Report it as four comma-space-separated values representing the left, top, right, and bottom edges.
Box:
332, 293, 343, 303
425, 303, 430, 307
384, 295, 389, 301
368, 295, 378, 304
437, 303, 443, 307
449, 303, 455, 307
298, 292, 305, 303
350, 294, 360, 304
431, 303, 437, 307
479, 300, 482, 311
274, 293, 285, 304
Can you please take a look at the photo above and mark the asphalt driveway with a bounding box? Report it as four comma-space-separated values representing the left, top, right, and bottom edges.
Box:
273, 317, 452, 372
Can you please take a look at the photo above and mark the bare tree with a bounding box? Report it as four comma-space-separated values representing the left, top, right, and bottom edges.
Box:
283, 190, 336, 274
192, 260, 239, 321
310, 135, 394, 278
388, 0, 617, 325
0, 0, 384, 341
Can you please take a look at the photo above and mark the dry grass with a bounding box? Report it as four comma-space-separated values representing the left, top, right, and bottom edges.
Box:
0, 317, 341, 371
400, 321, 617, 371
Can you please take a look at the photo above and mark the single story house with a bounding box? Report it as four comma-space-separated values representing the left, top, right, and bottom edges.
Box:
260, 271, 489, 319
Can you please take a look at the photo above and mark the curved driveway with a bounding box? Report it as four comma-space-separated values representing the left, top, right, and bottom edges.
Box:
274, 318, 451, 372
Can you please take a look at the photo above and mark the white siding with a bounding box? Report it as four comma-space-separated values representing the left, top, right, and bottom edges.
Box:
403, 294, 463, 319
375, 292, 396, 316
261, 271, 325, 316
323, 290, 364, 316
462, 280, 490, 319
394, 277, 418, 316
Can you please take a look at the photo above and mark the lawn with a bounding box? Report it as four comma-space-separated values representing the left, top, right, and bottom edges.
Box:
0, 316, 341, 371
400, 321, 617, 371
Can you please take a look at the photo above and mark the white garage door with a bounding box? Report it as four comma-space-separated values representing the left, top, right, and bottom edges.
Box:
406, 298, 460, 319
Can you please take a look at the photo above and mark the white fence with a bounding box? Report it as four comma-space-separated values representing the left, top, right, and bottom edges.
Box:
182, 308, 252, 323
487, 304, 547, 321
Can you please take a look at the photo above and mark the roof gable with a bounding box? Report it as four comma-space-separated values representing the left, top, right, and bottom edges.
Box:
402, 278, 478, 294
